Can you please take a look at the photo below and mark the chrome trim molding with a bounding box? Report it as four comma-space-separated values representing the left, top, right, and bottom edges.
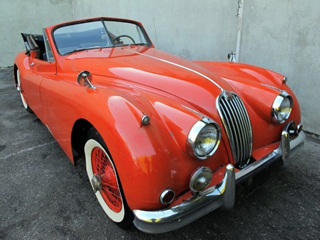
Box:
181, 105, 205, 118
260, 83, 282, 92
186, 118, 221, 160
296, 123, 303, 134
159, 188, 175, 205
133, 164, 235, 234
271, 91, 293, 124
236, 129, 305, 182
141, 115, 150, 126
120, 48, 224, 92
280, 130, 290, 168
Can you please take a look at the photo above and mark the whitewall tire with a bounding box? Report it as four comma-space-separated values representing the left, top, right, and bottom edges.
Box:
16, 69, 32, 113
85, 139, 125, 222
84, 128, 133, 229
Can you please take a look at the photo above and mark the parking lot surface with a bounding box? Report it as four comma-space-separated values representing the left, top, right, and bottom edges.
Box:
1, 68, 319, 239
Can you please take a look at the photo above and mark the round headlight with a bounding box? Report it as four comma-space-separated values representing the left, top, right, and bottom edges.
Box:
190, 166, 213, 192
271, 91, 293, 124
187, 118, 221, 160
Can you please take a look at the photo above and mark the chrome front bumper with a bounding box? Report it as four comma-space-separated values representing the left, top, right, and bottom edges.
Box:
235, 130, 305, 183
133, 129, 305, 234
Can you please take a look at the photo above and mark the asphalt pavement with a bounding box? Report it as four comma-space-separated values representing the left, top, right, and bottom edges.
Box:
1, 68, 319, 240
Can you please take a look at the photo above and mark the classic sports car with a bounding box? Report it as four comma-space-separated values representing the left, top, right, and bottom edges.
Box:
14, 17, 305, 233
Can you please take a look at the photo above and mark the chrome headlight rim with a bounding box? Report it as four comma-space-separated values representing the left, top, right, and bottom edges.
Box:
271, 91, 293, 124
187, 118, 221, 160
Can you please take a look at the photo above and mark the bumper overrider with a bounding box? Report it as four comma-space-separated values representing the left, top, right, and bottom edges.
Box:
133, 128, 306, 234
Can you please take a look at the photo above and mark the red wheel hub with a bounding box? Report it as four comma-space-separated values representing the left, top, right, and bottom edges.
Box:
91, 147, 122, 213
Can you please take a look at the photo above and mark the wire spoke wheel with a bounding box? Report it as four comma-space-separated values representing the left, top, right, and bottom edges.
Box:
84, 128, 133, 229
91, 147, 122, 213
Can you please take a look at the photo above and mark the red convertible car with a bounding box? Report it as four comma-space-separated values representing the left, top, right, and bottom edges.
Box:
14, 17, 305, 233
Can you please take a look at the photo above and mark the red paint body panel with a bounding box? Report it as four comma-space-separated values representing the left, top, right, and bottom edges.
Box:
14, 17, 302, 211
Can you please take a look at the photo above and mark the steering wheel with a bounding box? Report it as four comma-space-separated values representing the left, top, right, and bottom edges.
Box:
112, 35, 135, 45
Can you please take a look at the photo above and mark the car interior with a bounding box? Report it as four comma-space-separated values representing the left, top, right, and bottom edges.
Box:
53, 27, 113, 55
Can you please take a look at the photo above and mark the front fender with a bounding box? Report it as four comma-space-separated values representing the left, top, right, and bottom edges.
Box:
67, 79, 229, 211
95, 87, 229, 210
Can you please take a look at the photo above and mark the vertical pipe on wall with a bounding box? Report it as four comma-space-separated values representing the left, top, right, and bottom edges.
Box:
71, 0, 76, 19
236, 0, 244, 62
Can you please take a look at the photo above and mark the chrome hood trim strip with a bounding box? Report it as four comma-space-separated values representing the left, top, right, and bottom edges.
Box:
120, 48, 224, 92
260, 83, 282, 92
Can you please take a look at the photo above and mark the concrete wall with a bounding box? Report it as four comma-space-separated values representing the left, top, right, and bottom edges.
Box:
72, 0, 238, 61
0, 0, 74, 67
240, 0, 320, 135
1, 0, 319, 135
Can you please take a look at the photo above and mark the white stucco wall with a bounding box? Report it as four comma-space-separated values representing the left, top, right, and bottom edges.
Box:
1, 0, 319, 135
0, 0, 74, 67
240, 0, 320, 135
72, 0, 238, 61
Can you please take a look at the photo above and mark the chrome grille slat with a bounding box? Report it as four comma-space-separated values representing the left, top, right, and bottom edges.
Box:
233, 97, 250, 158
234, 97, 252, 157
234, 96, 252, 157
228, 98, 245, 161
220, 100, 239, 159
223, 99, 242, 160
217, 92, 252, 168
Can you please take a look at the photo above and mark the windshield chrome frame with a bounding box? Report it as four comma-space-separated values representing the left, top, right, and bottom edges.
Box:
42, 29, 55, 62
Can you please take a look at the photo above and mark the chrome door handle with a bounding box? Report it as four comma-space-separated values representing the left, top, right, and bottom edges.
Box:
30, 62, 35, 66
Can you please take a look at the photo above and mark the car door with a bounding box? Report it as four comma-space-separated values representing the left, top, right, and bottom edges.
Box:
22, 33, 56, 122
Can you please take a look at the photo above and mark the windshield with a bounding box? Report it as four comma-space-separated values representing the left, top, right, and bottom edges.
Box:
53, 20, 150, 55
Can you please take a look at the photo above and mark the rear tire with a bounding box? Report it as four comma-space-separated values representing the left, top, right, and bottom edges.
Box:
84, 128, 133, 230
16, 69, 33, 113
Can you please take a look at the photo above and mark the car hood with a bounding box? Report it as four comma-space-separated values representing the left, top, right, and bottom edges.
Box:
63, 46, 283, 120
63, 46, 235, 117
61, 46, 295, 152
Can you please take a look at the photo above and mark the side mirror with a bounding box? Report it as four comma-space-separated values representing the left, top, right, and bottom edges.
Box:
77, 70, 95, 89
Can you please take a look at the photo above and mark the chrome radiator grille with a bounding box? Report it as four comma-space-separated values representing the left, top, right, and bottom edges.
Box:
217, 92, 252, 168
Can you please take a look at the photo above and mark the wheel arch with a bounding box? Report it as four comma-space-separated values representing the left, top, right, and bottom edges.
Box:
71, 118, 94, 165
13, 64, 18, 87
13, 52, 29, 87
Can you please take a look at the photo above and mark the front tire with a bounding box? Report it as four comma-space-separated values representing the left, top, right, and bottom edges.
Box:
84, 128, 133, 229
